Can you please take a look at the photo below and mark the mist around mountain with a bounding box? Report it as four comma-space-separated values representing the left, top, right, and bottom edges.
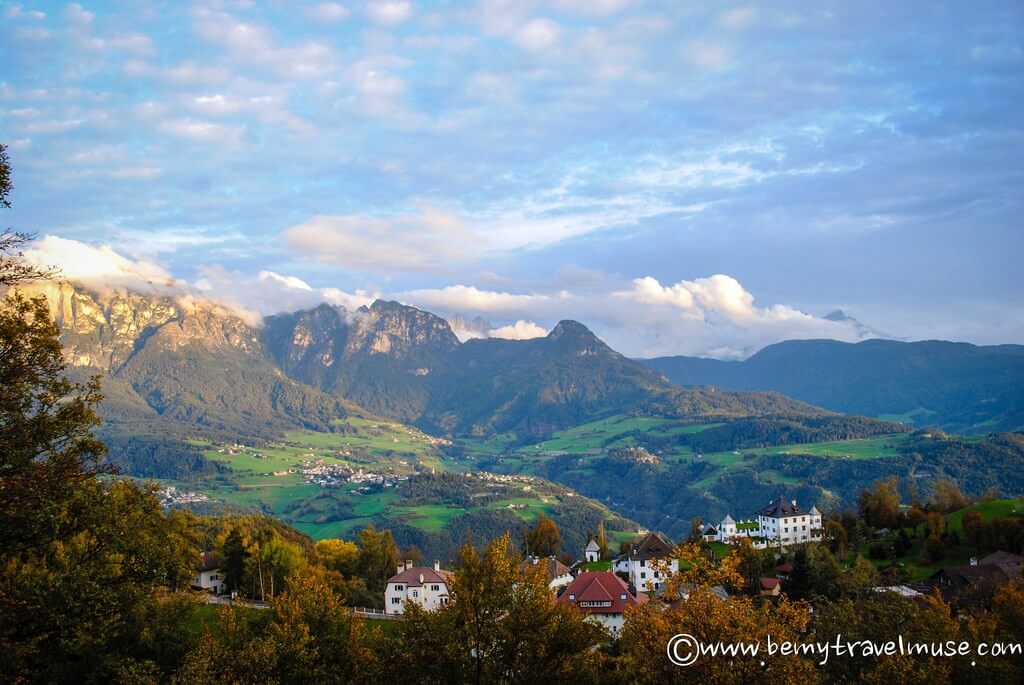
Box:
17, 281, 827, 448
641, 338, 1024, 433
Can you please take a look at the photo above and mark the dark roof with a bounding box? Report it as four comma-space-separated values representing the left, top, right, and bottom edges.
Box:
558, 572, 648, 615
196, 551, 223, 573
759, 496, 804, 518
775, 563, 794, 574
760, 577, 781, 590
521, 556, 571, 582
387, 566, 449, 587
701, 524, 718, 535
931, 563, 1019, 592
978, 551, 1024, 567
627, 532, 675, 562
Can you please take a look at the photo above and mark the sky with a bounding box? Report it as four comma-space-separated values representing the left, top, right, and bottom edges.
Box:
1, 0, 1022, 358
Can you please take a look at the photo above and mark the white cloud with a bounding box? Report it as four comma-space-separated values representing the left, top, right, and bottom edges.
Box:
283, 208, 483, 273
553, 0, 631, 17
515, 18, 561, 52
65, 3, 93, 24
7, 4, 46, 19
686, 40, 732, 70
365, 0, 413, 26
617, 275, 813, 325
491, 320, 547, 339
158, 118, 245, 145
310, 2, 350, 22
192, 9, 337, 78
401, 285, 550, 313
190, 94, 244, 117
24, 236, 174, 292
719, 8, 757, 30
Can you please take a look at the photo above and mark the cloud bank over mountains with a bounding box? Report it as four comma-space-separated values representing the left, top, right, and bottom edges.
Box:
23, 235, 875, 358
2, 1, 1020, 350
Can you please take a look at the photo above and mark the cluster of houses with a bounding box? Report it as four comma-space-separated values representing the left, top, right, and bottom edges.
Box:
157, 486, 208, 507
187, 490, 1024, 636
700, 496, 823, 548
379, 548, 655, 634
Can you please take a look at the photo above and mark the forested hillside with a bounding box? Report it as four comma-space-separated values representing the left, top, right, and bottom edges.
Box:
642, 339, 1024, 433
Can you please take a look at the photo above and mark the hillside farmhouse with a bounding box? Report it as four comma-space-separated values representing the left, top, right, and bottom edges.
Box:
613, 532, 678, 592
557, 571, 647, 634
385, 560, 450, 615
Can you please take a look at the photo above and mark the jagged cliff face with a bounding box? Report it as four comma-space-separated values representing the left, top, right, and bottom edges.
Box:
13, 282, 180, 370
347, 300, 460, 358
13, 282, 261, 371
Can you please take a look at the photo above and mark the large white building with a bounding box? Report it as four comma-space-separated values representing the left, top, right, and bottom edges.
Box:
613, 532, 678, 592
757, 497, 822, 546
716, 497, 822, 548
384, 560, 450, 615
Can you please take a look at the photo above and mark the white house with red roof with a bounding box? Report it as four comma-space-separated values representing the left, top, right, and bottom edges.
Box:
384, 560, 450, 615
558, 571, 648, 634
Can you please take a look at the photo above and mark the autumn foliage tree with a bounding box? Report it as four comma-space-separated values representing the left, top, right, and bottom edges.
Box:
0, 291, 198, 682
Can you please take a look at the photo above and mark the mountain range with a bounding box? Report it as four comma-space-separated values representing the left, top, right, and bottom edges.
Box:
21, 282, 821, 444
641, 338, 1024, 433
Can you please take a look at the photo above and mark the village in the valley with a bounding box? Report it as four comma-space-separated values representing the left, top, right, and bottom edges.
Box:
192, 493, 1024, 635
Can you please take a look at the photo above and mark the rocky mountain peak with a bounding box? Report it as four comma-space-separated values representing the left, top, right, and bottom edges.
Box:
547, 320, 612, 356
348, 300, 461, 358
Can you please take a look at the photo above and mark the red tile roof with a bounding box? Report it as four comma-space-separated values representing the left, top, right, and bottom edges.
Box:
387, 567, 449, 587
558, 572, 648, 615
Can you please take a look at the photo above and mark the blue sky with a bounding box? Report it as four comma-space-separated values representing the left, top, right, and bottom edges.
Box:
1, 0, 1022, 357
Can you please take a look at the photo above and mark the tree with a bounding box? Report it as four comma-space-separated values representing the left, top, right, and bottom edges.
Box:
177, 568, 373, 684
0, 146, 55, 286
963, 510, 986, 554
930, 478, 968, 513
858, 477, 901, 529
815, 592, 960, 685
313, 538, 360, 577
0, 293, 107, 553
357, 525, 399, 597
380, 533, 606, 684
222, 528, 249, 592
824, 519, 849, 560
906, 504, 927, 537
595, 519, 609, 560
688, 515, 703, 543
620, 587, 817, 684
523, 514, 562, 558
922, 534, 947, 565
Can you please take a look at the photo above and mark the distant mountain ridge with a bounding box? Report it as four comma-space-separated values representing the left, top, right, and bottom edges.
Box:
641, 338, 1024, 433
11, 282, 827, 442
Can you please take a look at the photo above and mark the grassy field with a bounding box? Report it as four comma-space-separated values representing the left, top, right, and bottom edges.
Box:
507, 415, 723, 455
856, 498, 1024, 580
747, 433, 910, 459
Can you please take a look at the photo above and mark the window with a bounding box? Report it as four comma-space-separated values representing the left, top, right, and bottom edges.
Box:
640, 572, 647, 579
431, 585, 440, 591
412, 590, 418, 598
569, 594, 576, 600
395, 585, 403, 591
391, 597, 401, 604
